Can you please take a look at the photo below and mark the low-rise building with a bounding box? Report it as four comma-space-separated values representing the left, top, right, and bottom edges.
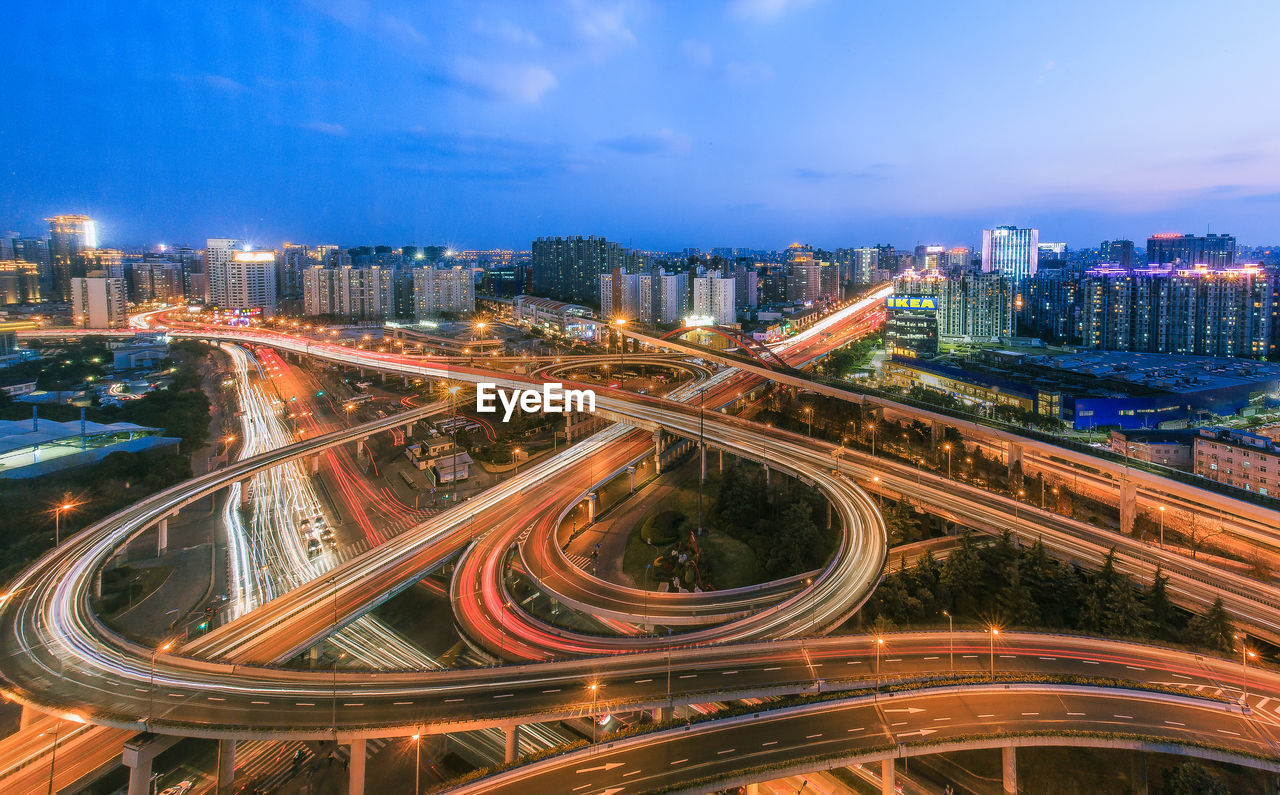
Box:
1108, 428, 1197, 469
1194, 427, 1280, 496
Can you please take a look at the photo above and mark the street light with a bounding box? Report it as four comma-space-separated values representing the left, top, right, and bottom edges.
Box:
512, 447, 522, 475
942, 443, 952, 480
149, 640, 174, 719
875, 637, 885, 683
988, 626, 1000, 680
589, 683, 600, 742
411, 732, 422, 795
1235, 633, 1258, 703
53, 500, 77, 546
942, 611, 953, 673
613, 318, 627, 366
1159, 505, 1166, 548
803, 406, 813, 437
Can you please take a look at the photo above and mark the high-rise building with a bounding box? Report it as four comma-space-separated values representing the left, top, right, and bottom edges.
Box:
221, 250, 277, 315
914, 245, 946, 271
893, 269, 1017, 339
845, 247, 878, 287
945, 247, 973, 271
413, 266, 475, 318
692, 271, 736, 325
303, 266, 393, 320
0, 261, 41, 304
131, 262, 184, 303
71, 275, 127, 328
1100, 239, 1135, 268
279, 243, 311, 313
731, 263, 758, 309
981, 226, 1039, 280
47, 214, 97, 302
599, 269, 653, 322
1038, 242, 1067, 259
651, 269, 689, 324
13, 237, 51, 296
531, 236, 636, 304
1146, 233, 1235, 267
204, 238, 243, 306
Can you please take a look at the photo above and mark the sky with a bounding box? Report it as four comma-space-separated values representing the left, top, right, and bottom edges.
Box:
3, 0, 1280, 251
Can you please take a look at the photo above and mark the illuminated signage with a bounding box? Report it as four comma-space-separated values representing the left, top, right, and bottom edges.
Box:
885, 296, 938, 311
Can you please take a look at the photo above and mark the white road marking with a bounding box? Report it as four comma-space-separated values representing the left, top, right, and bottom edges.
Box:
762, 741, 778, 746
1165, 721, 1186, 726
1218, 729, 1241, 736
977, 714, 995, 718
207, 697, 226, 702
1114, 714, 1134, 719
670, 758, 688, 765
805, 733, 823, 739
394, 701, 413, 705
717, 749, 736, 755
722, 671, 738, 675
493, 694, 513, 699
543, 689, 561, 694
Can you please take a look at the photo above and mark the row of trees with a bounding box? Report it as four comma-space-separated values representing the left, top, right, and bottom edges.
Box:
864, 530, 1236, 653
714, 462, 833, 578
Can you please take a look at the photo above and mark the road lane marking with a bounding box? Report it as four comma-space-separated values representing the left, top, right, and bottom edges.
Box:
493, 694, 513, 699
207, 697, 226, 702
805, 733, 823, 739
134, 688, 148, 693
1039, 656, 1057, 660
250, 701, 269, 705
999, 655, 1016, 659
1165, 721, 1186, 726
1082, 660, 1099, 665
296, 702, 315, 706
722, 671, 738, 675
763, 666, 781, 671
1067, 712, 1086, 716
846, 661, 862, 665
977, 714, 994, 718
762, 741, 778, 747
445, 698, 464, 703
923, 656, 938, 660
1172, 673, 1192, 679
679, 674, 697, 679
1021, 712, 1039, 716
543, 689, 561, 693
623, 770, 642, 777
961, 655, 978, 659
1218, 729, 1241, 736
168, 693, 185, 698
1126, 666, 1146, 671
1114, 714, 1133, 719
634, 679, 652, 683
393, 701, 413, 705
934, 717, 951, 721
847, 727, 864, 732
344, 702, 364, 707
717, 749, 736, 755
891, 722, 907, 727
575, 762, 623, 773
885, 658, 902, 662
670, 758, 688, 765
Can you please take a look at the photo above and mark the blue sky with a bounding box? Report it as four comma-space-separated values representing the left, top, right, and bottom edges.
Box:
3, 0, 1280, 250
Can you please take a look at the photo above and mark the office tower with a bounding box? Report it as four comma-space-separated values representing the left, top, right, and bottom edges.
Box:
82, 249, 125, 280
893, 269, 1016, 339
885, 313, 938, 359
71, 275, 127, 328
1100, 239, 1135, 268
130, 262, 184, 303
652, 269, 689, 323
279, 243, 310, 312
0, 261, 41, 304
1146, 233, 1235, 267
219, 250, 278, 314
873, 244, 899, 277
531, 236, 634, 304
945, 246, 973, 271
692, 271, 736, 325
204, 238, 243, 306
1038, 242, 1067, 259
47, 214, 97, 302
844, 247, 878, 287
413, 266, 475, 317
599, 269, 653, 322
981, 226, 1039, 280
732, 263, 758, 309
914, 244, 945, 270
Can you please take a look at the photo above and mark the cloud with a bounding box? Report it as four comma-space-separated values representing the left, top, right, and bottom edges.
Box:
680, 39, 713, 67
301, 121, 349, 137
570, 0, 637, 49
308, 1, 426, 48
729, 0, 816, 21
173, 73, 248, 94
793, 164, 891, 181
599, 129, 693, 156
479, 18, 541, 47
451, 59, 558, 103
723, 61, 776, 85
392, 128, 588, 181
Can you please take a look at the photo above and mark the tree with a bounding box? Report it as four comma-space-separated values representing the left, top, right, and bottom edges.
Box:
1184, 597, 1234, 653
1164, 761, 1229, 795
883, 498, 917, 546
1147, 565, 1176, 635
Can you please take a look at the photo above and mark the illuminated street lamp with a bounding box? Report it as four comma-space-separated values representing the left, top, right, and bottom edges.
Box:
942, 442, 952, 479
411, 732, 422, 795
613, 317, 627, 366
148, 640, 174, 718
1159, 505, 1166, 548
875, 636, 885, 683
988, 626, 1000, 680
589, 683, 600, 742
512, 447, 522, 475
803, 406, 812, 436
53, 500, 78, 547
942, 610, 953, 672
1235, 633, 1258, 702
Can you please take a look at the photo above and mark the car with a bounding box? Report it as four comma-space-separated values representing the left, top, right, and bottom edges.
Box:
158, 781, 194, 795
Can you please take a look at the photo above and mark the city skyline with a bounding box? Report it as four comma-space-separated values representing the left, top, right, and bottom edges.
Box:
5, 1, 1280, 248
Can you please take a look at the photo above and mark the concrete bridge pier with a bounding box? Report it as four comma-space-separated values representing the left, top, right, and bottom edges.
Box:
123, 751, 152, 795
347, 739, 367, 795
504, 724, 521, 763
1131, 752, 1148, 794
237, 478, 251, 506
156, 518, 168, 557
1119, 480, 1138, 534
19, 705, 40, 729
1002, 744, 1016, 794
403, 375, 410, 387
380, 371, 386, 383
627, 466, 636, 492
587, 493, 598, 522
310, 455, 321, 475
880, 758, 895, 795
217, 739, 236, 790
1007, 442, 1023, 479
403, 421, 414, 439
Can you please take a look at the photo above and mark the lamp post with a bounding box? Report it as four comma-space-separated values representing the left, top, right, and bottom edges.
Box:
875, 637, 884, 684
411, 732, 421, 795
45, 719, 62, 795
1159, 505, 1166, 548
942, 443, 952, 480
512, 448, 522, 475
805, 577, 815, 633
614, 318, 627, 366
697, 388, 706, 536
988, 627, 1000, 680
942, 611, 953, 673
448, 385, 461, 499
1235, 633, 1257, 702
54, 501, 76, 546
149, 640, 173, 720
803, 406, 812, 437
589, 683, 599, 742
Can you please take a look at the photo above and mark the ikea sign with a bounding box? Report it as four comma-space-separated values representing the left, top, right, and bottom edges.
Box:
886, 295, 938, 311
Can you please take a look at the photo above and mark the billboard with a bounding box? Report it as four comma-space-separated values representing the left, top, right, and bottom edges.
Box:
885, 295, 938, 311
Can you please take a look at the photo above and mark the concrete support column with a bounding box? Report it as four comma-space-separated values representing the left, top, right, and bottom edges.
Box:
931, 420, 944, 447
764, 464, 771, 488
348, 738, 367, 795
627, 466, 636, 492
1002, 744, 1017, 794
125, 755, 153, 795
156, 519, 168, 557
19, 705, 39, 729
217, 739, 236, 790
504, 725, 521, 763
745, 785, 760, 795
403, 375, 410, 387
880, 758, 895, 795
719, 449, 723, 472
310, 455, 320, 475
404, 421, 414, 439
652, 429, 665, 474
1131, 752, 1148, 795
309, 644, 321, 666
380, 372, 386, 383
237, 479, 250, 506
1119, 480, 1138, 534
1007, 442, 1023, 478
587, 493, 598, 522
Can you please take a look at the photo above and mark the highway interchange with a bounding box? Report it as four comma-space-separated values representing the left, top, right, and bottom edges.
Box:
6, 294, 1280, 792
